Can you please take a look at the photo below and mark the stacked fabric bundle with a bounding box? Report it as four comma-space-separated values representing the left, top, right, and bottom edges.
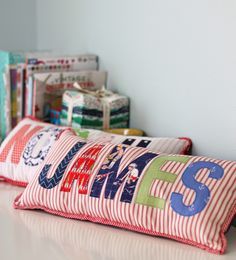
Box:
60, 88, 129, 129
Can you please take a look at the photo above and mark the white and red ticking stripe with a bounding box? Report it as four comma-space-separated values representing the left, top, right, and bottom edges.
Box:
14, 132, 236, 254
87, 130, 192, 155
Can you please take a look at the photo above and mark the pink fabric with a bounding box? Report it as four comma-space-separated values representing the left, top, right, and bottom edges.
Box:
14, 132, 236, 254
0, 117, 192, 187
0, 117, 71, 185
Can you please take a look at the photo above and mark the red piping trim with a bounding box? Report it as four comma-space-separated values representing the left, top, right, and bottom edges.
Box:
0, 176, 27, 187
178, 137, 192, 155
14, 193, 236, 254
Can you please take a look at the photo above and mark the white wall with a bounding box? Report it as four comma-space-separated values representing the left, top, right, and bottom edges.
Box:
36, 0, 236, 160
0, 0, 37, 51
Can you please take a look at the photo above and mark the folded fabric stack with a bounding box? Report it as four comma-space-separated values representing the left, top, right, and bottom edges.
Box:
60, 90, 129, 129
33, 70, 107, 122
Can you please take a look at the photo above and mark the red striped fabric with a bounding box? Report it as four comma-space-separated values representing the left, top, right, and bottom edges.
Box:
0, 118, 191, 187
82, 129, 192, 155
14, 132, 236, 254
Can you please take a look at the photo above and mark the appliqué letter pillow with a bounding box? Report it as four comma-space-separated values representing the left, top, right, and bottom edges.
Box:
0, 117, 69, 186
0, 117, 191, 187
75, 128, 192, 155
14, 132, 236, 254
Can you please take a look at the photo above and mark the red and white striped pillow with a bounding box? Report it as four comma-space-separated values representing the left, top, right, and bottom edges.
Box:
76, 128, 192, 155
14, 131, 236, 254
0, 118, 191, 187
0, 117, 70, 186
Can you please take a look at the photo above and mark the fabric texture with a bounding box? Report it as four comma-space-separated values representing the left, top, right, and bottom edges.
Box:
60, 90, 130, 129
0, 117, 70, 186
14, 131, 236, 254
74, 128, 192, 155
0, 117, 192, 187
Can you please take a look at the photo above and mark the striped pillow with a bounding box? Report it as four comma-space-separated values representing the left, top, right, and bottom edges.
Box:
0, 117, 70, 186
14, 131, 236, 254
0, 117, 191, 187
75, 128, 192, 155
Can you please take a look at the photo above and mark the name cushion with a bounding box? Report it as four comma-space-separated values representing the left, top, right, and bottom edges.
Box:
14, 131, 236, 254
0, 117, 192, 187
75, 128, 192, 155
0, 117, 70, 186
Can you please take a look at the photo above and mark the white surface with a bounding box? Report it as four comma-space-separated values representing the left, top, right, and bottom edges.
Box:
0, 182, 235, 260
36, 0, 236, 160
0, 0, 37, 51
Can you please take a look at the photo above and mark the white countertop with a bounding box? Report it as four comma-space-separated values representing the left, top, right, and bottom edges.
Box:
0, 182, 235, 260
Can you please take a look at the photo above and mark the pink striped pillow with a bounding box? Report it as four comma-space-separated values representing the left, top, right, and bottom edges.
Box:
14, 131, 236, 254
0, 117, 71, 186
0, 117, 191, 187
76, 128, 192, 155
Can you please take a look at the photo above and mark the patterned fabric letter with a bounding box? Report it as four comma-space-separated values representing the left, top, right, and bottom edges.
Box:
0, 125, 43, 163
60, 144, 104, 194
23, 127, 62, 166
170, 161, 224, 216
38, 142, 86, 189
135, 156, 190, 209
90, 144, 157, 202
90, 145, 128, 198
